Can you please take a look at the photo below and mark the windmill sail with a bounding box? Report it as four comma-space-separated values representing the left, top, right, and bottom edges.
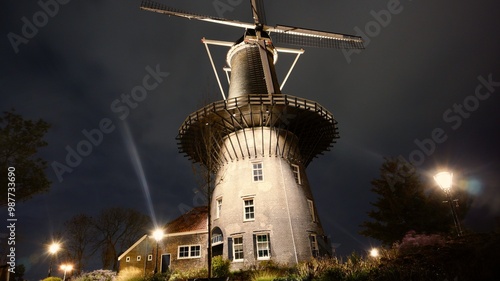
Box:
140, 0, 364, 49
267, 25, 364, 49
251, 0, 267, 25
140, 0, 254, 29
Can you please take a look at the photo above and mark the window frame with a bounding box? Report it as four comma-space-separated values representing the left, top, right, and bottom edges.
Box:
136, 255, 141, 261
243, 197, 255, 221
216, 197, 222, 219
310, 234, 319, 257
125, 256, 130, 262
233, 236, 244, 262
252, 162, 264, 182
177, 245, 202, 259
147, 254, 153, 261
255, 234, 271, 260
291, 164, 301, 184
307, 199, 316, 222
212, 233, 223, 246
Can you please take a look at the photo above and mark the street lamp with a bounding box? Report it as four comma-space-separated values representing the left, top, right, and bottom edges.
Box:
369, 248, 380, 258
60, 264, 73, 281
47, 242, 61, 277
434, 171, 463, 237
152, 229, 164, 274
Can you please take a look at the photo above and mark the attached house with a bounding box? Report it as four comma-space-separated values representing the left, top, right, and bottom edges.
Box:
118, 206, 208, 273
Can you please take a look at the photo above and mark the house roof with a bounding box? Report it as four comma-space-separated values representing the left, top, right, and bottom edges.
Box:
118, 206, 208, 261
165, 206, 208, 233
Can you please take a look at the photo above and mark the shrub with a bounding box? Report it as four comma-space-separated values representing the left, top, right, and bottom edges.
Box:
148, 273, 171, 281
73, 270, 117, 281
396, 231, 446, 253
272, 274, 301, 281
317, 267, 344, 281
212, 255, 231, 278
297, 258, 341, 280
116, 267, 143, 281
342, 252, 372, 281
168, 268, 207, 281
250, 269, 279, 281
42, 277, 62, 281
229, 269, 252, 281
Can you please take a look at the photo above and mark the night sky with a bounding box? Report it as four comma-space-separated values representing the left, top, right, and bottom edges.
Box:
2, 0, 500, 279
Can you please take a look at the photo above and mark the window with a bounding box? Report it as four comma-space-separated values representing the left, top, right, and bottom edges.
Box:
136, 255, 141, 261
178, 245, 201, 259
252, 163, 263, 181
310, 234, 319, 257
212, 234, 223, 245
216, 198, 222, 219
244, 198, 255, 221
147, 254, 153, 261
307, 200, 316, 222
291, 164, 301, 184
125, 256, 130, 262
190, 245, 201, 257
256, 234, 270, 259
233, 236, 244, 261
179, 246, 189, 258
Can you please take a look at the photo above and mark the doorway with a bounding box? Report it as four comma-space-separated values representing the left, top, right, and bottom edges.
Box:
160, 254, 170, 273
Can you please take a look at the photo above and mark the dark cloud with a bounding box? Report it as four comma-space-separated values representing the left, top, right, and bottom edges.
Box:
2, 1, 499, 279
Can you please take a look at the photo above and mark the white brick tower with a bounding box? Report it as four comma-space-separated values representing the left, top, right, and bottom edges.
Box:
177, 30, 339, 267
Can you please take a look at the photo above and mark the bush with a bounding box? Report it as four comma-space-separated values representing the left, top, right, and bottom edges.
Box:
396, 231, 446, 253
168, 268, 207, 281
145, 273, 170, 281
116, 267, 143, 281
73, 270, 117, 281
212, 256, 231, 278
317, 267, 344, 281
250, 269, 279, 281
42, 277, 62, 281
297, 258, 342, 280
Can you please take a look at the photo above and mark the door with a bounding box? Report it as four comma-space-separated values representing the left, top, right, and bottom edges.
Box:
160, 254, 170, 273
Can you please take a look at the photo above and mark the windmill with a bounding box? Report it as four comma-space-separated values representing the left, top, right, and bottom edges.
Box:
140, 0, 363, 271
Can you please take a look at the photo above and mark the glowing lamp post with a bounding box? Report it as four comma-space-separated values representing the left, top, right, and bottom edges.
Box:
434, 171, 463, 237
47, 242, 61, 277
152, 229, 164, 274
369, 248, 380, 258
60, 264, 73, 281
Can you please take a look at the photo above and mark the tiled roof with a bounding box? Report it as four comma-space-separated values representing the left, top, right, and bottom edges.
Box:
165, 206, 208, 233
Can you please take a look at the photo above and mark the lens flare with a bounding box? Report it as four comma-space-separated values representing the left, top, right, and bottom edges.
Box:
121, 122, 158, 227
465, 178, 482, 195
369, 248, 379, 258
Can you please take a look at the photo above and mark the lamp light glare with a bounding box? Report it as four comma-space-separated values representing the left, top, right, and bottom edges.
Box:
153, 229, 164, 241
369, 248, 379, 258
60, 264, 73, 271
49, 243, 61, 254
434, 172, 453, 191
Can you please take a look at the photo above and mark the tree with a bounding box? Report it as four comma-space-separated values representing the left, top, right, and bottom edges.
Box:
360, 157, 469, 245
63, 214, 96, 274
92, 207, 151, 271
8, 264, 25, 281
0, 110, 51, 205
